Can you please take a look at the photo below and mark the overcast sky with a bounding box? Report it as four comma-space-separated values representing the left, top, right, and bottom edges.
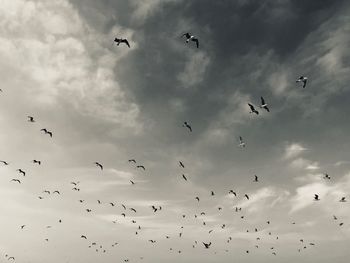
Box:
0, 0, 349, 262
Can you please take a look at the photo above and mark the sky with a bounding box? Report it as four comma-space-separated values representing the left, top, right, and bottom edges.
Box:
0, 0, 349, 262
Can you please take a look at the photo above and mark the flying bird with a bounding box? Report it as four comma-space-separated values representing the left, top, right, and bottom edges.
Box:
40, 128, 53, 137
203, 242, 212, 249
182, 33, 199, 48
94, 162, 103, 170
179, 161, 185, 168
323, 173, 331, 180
11, 179, 21, 183
27, 116, 35, 122
339, 197, 347, 202
53, 190, 60, 194
136, 165, 145, 170
81, 235, 87, 239
32, 159, 41, 165
17, 169, 26, 176
128, 159, 136, 163
259, 97, 270, 112
229, 190, 237, 196
238, 136, 245, 148
182, 174, 188, 181
244, 194, 249, 200
0, 160, 9, 165
114, 38, 130, 48
195, 196, 200, 202
314, 194, 320, 201
296, 76, 308, 88
248, 103, 259, 115
130, 180, 135, 185
254, 175, 258, 182
182, 121, 192, 132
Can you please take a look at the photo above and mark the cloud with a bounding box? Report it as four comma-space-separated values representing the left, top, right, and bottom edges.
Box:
284, 143, 307, 159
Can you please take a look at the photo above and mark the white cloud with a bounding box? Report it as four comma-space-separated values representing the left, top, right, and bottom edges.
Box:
284, 143, 307, 159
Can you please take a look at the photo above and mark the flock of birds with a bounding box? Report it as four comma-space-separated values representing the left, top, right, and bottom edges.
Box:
1, 29, 348, 263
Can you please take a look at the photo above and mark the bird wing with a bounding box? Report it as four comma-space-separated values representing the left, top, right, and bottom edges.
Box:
248, 103, 255, 111
193, 38, 199, 48
261, 97, 265, 105
123, 39, 130, 48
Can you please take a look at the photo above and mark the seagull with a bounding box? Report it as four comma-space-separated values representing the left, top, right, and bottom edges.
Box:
203, 242, 212, 249
53, 190, 60, 194
339, 197, 347, 202
182, 33, 199, 48
333, 215, 338, 220
195, 196, 200, 202
182, 174, 188, 181
40, 128, 53, 137
71, 181, 79, 186
136, 165, 145, 170
130, 208, 137, 213
238, 136, 246, 148
151, 205, 158, 212
296, 76, 308, 88
130, 180, 135, 185
244, 194, 249, 200
17, 169, 26, 176
0, 160, 9, 165
94, 162, 103, 170
21, 225, 26, 229
179, 161, 185, 168
27, 116, 35, 122
32, 160, 41, 165
81, 235, 87, 239
183, 121, 192, 132
254, 175, 258, 182
11, 179, 21, 183
114, 38, 130, 48
128, 159, 136, 163
121, 204, 127, 210
248, 103, 259, 115
259, 97, 270, 112
43, 190, 51, 194
110, 202, 115, 207
314, 194, 320, 201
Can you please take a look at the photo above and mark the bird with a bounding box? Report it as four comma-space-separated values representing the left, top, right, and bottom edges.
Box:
259, 97, 270, 112
211, 190, 215, 196
130, 208, 137, 213
27, 116, 35, 122
296, 76, 308, 88
121, 213, 126, 217
238, 136, 246, 148
8, 257, 15, 261
0, 160, 9, 165
11, 179, 21, 183
94, 162, 103, 170
121, 204, 127, 210
128, 159, 136, 163
81, 235, 87, 239
179, 161, 185, 168
244, 194, 249, 200
229, 190, 237, 196
314, 194, 320, 201
339, 197, 346, 202
130, 180, 135, 185
203, 242, 212, 249
40, 128, 53, 137
17, 169, 26, 176
333, 215, 338, 220
151, 205, 158, 212
248, 103, 259, 115
114, 37, 130, 48
254, 175, 258, 182
182, 174, 188, 181
323, 173, 331, 180
136, 165, 145, 170
195, 196, 200, 202
32, 159, 41, 165
183, 121, 192, 132
86, 209, 92, 212
182, 33, 199, 48
71, 181, 79, 186
20, 225, 25, 229
110, 202, 115, 206
43, 190, 50, 194
53, 190, 60, 194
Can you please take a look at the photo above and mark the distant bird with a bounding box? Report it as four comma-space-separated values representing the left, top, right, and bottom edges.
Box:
136, 165, 145, 170
21, 225, 25, 229
79, 200, 84, 203
195, 196, 200, 202
122, 204, 127, 210
182, 121, 192, 132
114, 38, 130, 48
40, 128, 53, 137
121, 213, 126, 217
151, 205, 158, 212
203, 242, 212, 249
86, 209, 92, 212
179, 161, 185, 168
17, 169, 26, 176
94, 162, 103, 170
333, 215, 338, 220
254, 175, 258, 182
314, 194, 320, 201
53, 190, 60, 194
323, 173, 331, 180
33, 160, 41, 165
148, 240, 156, 243
182, 33, 199, 48
339, 223, 344, 226
11, 179, 21, 183
244, 194, 249, 200
229, 190, 237, 196
182, 174, 188, 181
211, 191, 215, 196
81, 235, 87, 239
0, 160, 9, 165
238, 136, 246, 148
71, 181, 79, 186
259, 97, 270, 112
110, 202, 115, 207
72, 187, 80, 191
43, 190, 50, 194
296, 76, 308, 88
248, 103, 259, 115
128, 159, 136, 163
339, 197, 347, 202
8, 257, 15, 261
130, 180, 135, 185
130, 208, 137, 213
27, 116, 35, 122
